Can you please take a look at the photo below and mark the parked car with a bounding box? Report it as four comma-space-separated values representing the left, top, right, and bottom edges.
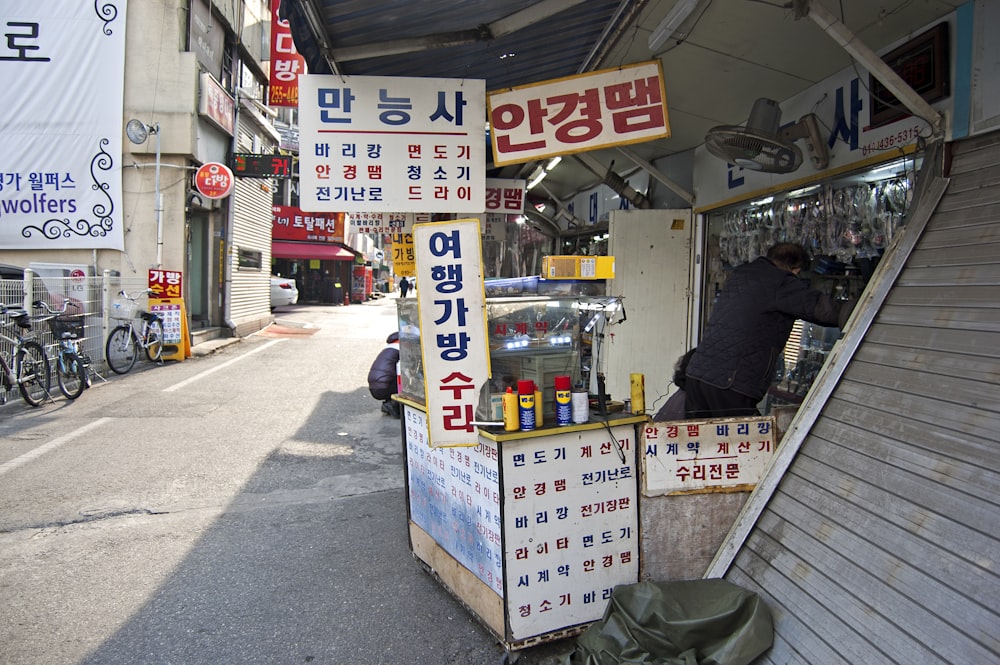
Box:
270, 276, 299, 309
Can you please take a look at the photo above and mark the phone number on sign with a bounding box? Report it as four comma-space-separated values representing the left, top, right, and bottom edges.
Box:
861, 125, 922, 156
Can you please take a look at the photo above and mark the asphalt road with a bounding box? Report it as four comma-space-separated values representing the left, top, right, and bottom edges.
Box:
0, 297, 574, 665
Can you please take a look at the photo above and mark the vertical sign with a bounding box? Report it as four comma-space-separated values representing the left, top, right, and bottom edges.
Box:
641, 416, 777, 495
268, 0, 305, 107
1, 0, 127, 250
298, 74, 486, 213
391, 233, 416, 277
488, 60, 670, 167
404, 407, 504, 594
503, 425, 639, 640
414, 219, 490, 447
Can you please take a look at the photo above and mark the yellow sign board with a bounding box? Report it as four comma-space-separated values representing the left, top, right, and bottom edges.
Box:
391, 232, 415, 277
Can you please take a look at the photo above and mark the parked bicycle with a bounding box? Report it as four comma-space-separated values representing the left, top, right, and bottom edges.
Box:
105, 289, 164, 375
0, 304, 51, 406
34, 299, 90, 400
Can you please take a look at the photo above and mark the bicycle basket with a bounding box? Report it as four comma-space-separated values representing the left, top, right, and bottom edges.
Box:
48, 316, 85, 338
110, 300, 138, 321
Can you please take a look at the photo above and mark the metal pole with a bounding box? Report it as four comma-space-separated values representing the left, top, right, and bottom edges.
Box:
154, 123, 163, 267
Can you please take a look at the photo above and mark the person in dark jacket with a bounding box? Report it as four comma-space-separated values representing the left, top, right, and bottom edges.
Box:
685, 243, 855, 419
398, 276, 409, 298
368, 332, 400, 417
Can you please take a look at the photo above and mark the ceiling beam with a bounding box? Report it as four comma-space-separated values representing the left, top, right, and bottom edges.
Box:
616, 146, 694, 205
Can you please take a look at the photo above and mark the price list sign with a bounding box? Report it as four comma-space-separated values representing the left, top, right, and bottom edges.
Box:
501, 425, 639, 640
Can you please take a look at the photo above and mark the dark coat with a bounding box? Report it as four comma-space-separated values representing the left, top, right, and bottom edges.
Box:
368, 341, 399, 400
686, 257, 847, 401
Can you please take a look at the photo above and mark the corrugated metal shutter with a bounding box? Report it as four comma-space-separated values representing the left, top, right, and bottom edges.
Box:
708, 133, 1000, 663
229, 122, 276, 336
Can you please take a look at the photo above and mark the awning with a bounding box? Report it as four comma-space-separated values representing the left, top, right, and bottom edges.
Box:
271, 241, 357, 261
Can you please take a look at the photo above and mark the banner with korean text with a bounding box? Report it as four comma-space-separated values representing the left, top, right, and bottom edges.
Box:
414, 219, 490, 447
1, 1, 127, 250
488, 60, 670, 167
348, 211, 430, 236
299, 74, 486, 213
272, 206, 344, 242
268, 0, 306, 107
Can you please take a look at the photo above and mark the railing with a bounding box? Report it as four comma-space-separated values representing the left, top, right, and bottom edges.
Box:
0, 270, 163, 375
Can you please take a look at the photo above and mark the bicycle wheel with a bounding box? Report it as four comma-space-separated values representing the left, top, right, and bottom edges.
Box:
145, 318, 164, 362
56, 349, 86, 400
17, 341, 51, 407
106, 325, 137, 374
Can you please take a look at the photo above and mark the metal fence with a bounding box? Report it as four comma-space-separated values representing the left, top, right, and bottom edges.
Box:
1, 270, 157, 378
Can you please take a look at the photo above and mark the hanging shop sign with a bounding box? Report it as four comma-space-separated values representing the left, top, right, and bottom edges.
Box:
485, 178, 526, 214
414, 218, 490, 447
198, 72, 235, 136
298, 74, 486, 213
195, 162, 234, 199
233, 153, 293, 179
488, 60, 670, 167
272, 206, 343, 242
348, 211, 430, 236
391, 232, 415, 277
268, 0, 306, 107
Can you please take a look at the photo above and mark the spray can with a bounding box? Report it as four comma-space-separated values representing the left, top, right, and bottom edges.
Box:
554, 375, 572, 426
502, 387, 519, 431
518, 380, 537, 431
630, 373, 646, 415
535, 387, 544, 428
571, 384, 589, 424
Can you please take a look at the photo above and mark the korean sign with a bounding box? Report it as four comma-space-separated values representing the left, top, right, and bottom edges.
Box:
348, 211, 429, 236
414, 219, 490, 447
391, 233, 415, 277
195, 162, 234, 199
641, 416, 777, 496
503, 425, 640, 640
272, 206, 344, 242
299, 74, 486, 213
268, 0, 306, 107
1, 1, 126, 251
488, 60, 670, 167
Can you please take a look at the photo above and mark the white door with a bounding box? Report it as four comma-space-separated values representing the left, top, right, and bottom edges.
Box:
603, 208, 694, 416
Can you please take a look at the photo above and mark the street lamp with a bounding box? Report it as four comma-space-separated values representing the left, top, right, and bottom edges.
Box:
125, 119, 163, 267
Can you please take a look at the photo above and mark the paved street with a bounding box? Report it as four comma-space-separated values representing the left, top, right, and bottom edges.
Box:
0, 297, 572, 665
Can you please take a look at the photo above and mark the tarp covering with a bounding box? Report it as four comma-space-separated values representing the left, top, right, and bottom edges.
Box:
560, 579, 773, 665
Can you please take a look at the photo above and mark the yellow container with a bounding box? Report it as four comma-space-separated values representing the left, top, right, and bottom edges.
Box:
630, 373, 646, 415
502, 388, 519, 431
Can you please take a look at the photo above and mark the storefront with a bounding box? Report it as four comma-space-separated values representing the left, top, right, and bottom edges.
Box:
271, 207, 358, 303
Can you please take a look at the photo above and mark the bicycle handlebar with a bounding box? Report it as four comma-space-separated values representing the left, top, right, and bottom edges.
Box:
117, 289, 154, 301
33, 298, 78, 315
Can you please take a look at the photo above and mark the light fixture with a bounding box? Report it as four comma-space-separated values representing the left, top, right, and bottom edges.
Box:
648, 0, 700, 52
527, 165, 547, 190
126, 119, 163, 267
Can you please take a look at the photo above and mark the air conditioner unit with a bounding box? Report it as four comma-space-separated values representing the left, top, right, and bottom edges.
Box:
542, 256, 615, 280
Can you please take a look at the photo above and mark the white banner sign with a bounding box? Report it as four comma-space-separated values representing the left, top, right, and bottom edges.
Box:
1, 1, 127, 250
641, 417, 777, 495
348, 211, 430, 236
414, 219, 490, 447
488, 60, 670, 167
299, 74, 486, 213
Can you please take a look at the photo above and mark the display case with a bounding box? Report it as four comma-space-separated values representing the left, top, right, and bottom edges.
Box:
398, 296, 617, 421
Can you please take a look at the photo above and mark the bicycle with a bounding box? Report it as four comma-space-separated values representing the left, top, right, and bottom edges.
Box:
34, 299, 90, 400
0, 304, 52, 406
105, 289, 164, 375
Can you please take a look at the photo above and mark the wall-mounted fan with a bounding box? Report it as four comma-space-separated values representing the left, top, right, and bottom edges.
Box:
705, 98, 830, 173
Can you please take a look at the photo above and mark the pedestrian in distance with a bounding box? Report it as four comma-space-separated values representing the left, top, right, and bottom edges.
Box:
398, 276, 409, 298
685, 242, 856, 419
368, 332, 401, 418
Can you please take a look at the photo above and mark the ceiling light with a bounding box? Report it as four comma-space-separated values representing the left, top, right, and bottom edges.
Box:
648, 0, 700, 51
527, 165, 547, 190
545, 156, 562, 170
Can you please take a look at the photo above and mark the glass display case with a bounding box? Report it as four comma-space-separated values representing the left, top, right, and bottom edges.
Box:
398, 296, 618, 420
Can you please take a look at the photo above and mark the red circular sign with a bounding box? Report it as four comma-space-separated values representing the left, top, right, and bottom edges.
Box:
195, 162, 234, 199
70, 269, 86, 283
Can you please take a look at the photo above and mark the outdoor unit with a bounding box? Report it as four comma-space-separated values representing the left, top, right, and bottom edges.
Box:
542, 255, 615, 280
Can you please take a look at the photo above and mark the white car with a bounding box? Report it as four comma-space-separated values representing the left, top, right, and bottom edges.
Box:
270, 276, 299, 309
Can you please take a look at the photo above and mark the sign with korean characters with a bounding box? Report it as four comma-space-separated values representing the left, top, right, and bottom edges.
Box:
195, 162, 234, 199
414, 219, 490, 447
268, 0, 306, 107
391, 233, 415, 277
349, 211, 430, 236
485, 178, 526, 214
272, 206, 343, 242
1, 0, 127, 251
299, 74, 486, 213
147, 269, 190, 360
503, 424, 640, 640
404, 407, 504, 595
488, 60, 670, 167
641, 416, 777, 496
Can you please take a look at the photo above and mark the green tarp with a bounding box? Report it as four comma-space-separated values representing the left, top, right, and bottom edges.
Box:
560, 579, 773, 665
